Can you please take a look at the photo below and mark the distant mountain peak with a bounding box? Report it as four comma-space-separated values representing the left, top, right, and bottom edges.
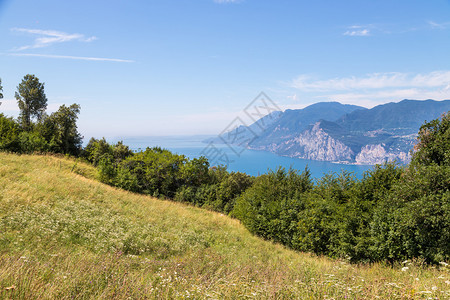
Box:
211, 99, 450, 165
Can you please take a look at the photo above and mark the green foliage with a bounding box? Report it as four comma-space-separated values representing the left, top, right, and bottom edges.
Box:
83, 138, 113, 165
110, 147, 187, 197
115, 165, 140, 192
113, 141, 134, 162
0, 75, 82, 156
83, 138, 133, 166
296, 172, 356, 256
97, 154, 118, 185
213, 171, 253, 213
46, 104, 83, 155
15, 74, 48, 131
233, 168, 312, 247
179, 156, 210, 187
371, 165, 450, 263
369, 113, 450, 263
338, 163, 403, 262
0, 114, 21, 152
412, 112, 450, 166
18, 131, 48, 153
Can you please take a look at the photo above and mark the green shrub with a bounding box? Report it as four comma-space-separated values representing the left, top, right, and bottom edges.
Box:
18, 131, 49, 153
232, 167, 312, 247
0, 114, 21, 152
371, 165, 450, 263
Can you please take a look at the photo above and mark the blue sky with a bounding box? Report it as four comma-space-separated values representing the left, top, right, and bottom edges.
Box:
1, 0, 450, 139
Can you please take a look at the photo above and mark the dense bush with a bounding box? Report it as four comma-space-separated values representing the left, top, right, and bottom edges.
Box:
233, 168, 312, 248
0, 114, 21, 152
370, 163, 450, 262
82, 138, 133, 166
412, 112, 450, 166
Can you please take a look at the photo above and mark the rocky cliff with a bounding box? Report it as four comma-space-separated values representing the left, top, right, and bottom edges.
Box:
209, 99, 450, 165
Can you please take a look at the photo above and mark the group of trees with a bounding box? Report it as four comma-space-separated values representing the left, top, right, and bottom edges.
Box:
0, 75, 82, 155
83, 138, 253, 214
1, 74, 448, 264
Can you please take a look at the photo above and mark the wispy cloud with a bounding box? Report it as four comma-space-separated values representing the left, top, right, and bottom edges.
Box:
289, 71, 450, 108
343, 25, 370, 36
5, 53, 134, 63
11, 28, 97, 51
428, 20, 450, 29
291, 71, 450, 91
325, 87, 450, 108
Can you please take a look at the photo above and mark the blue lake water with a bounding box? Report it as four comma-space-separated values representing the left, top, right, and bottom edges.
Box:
108, 136, 373, 179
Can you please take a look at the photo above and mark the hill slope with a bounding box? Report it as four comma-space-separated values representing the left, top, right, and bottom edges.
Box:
0, 153, 448, 299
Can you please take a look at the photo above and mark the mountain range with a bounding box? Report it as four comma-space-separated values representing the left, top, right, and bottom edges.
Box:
210, 99, 450, 165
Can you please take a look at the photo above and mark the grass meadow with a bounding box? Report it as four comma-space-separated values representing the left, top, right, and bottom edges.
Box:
0, 153, 449, 299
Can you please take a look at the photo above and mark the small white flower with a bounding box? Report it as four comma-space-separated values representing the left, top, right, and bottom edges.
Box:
431, 286, 437, 291
401, 266, 409, 272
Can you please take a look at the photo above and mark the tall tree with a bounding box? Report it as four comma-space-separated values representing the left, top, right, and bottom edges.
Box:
48, 104, 82, 155
15, 74, 48, 130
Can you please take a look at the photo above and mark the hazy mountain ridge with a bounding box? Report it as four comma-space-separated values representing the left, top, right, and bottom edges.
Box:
215, 99, 450, 165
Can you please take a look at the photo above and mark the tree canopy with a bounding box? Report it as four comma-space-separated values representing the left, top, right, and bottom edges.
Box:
412, 112, 450, 167
47, 104, 83, 155
15, 74, 48, 130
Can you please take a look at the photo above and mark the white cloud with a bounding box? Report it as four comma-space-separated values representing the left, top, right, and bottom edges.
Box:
288, 71, 450, 108
325, 87, 450, 108
291, 71, 450, 91
286, 94, 298, 101
343, 29, 370, 36
6, 53, 134, 63
11, 28, 97, 51
428, 20, 450, 29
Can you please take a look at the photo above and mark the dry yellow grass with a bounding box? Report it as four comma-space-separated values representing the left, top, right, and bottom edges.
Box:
0, 152, 449, 299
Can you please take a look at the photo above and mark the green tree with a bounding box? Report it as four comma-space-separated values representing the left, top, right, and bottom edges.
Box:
180, 156, 210, 187
214, 172, 253, 213
232, 167, 312, 247
412, 112, 450, 167
47, 104, 82, 155
370, 114, 450, 263
0, 114, 21, 151
15, 74, 48, 130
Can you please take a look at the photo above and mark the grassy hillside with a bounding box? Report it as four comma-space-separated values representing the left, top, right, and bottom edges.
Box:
0, 153, 448, 299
